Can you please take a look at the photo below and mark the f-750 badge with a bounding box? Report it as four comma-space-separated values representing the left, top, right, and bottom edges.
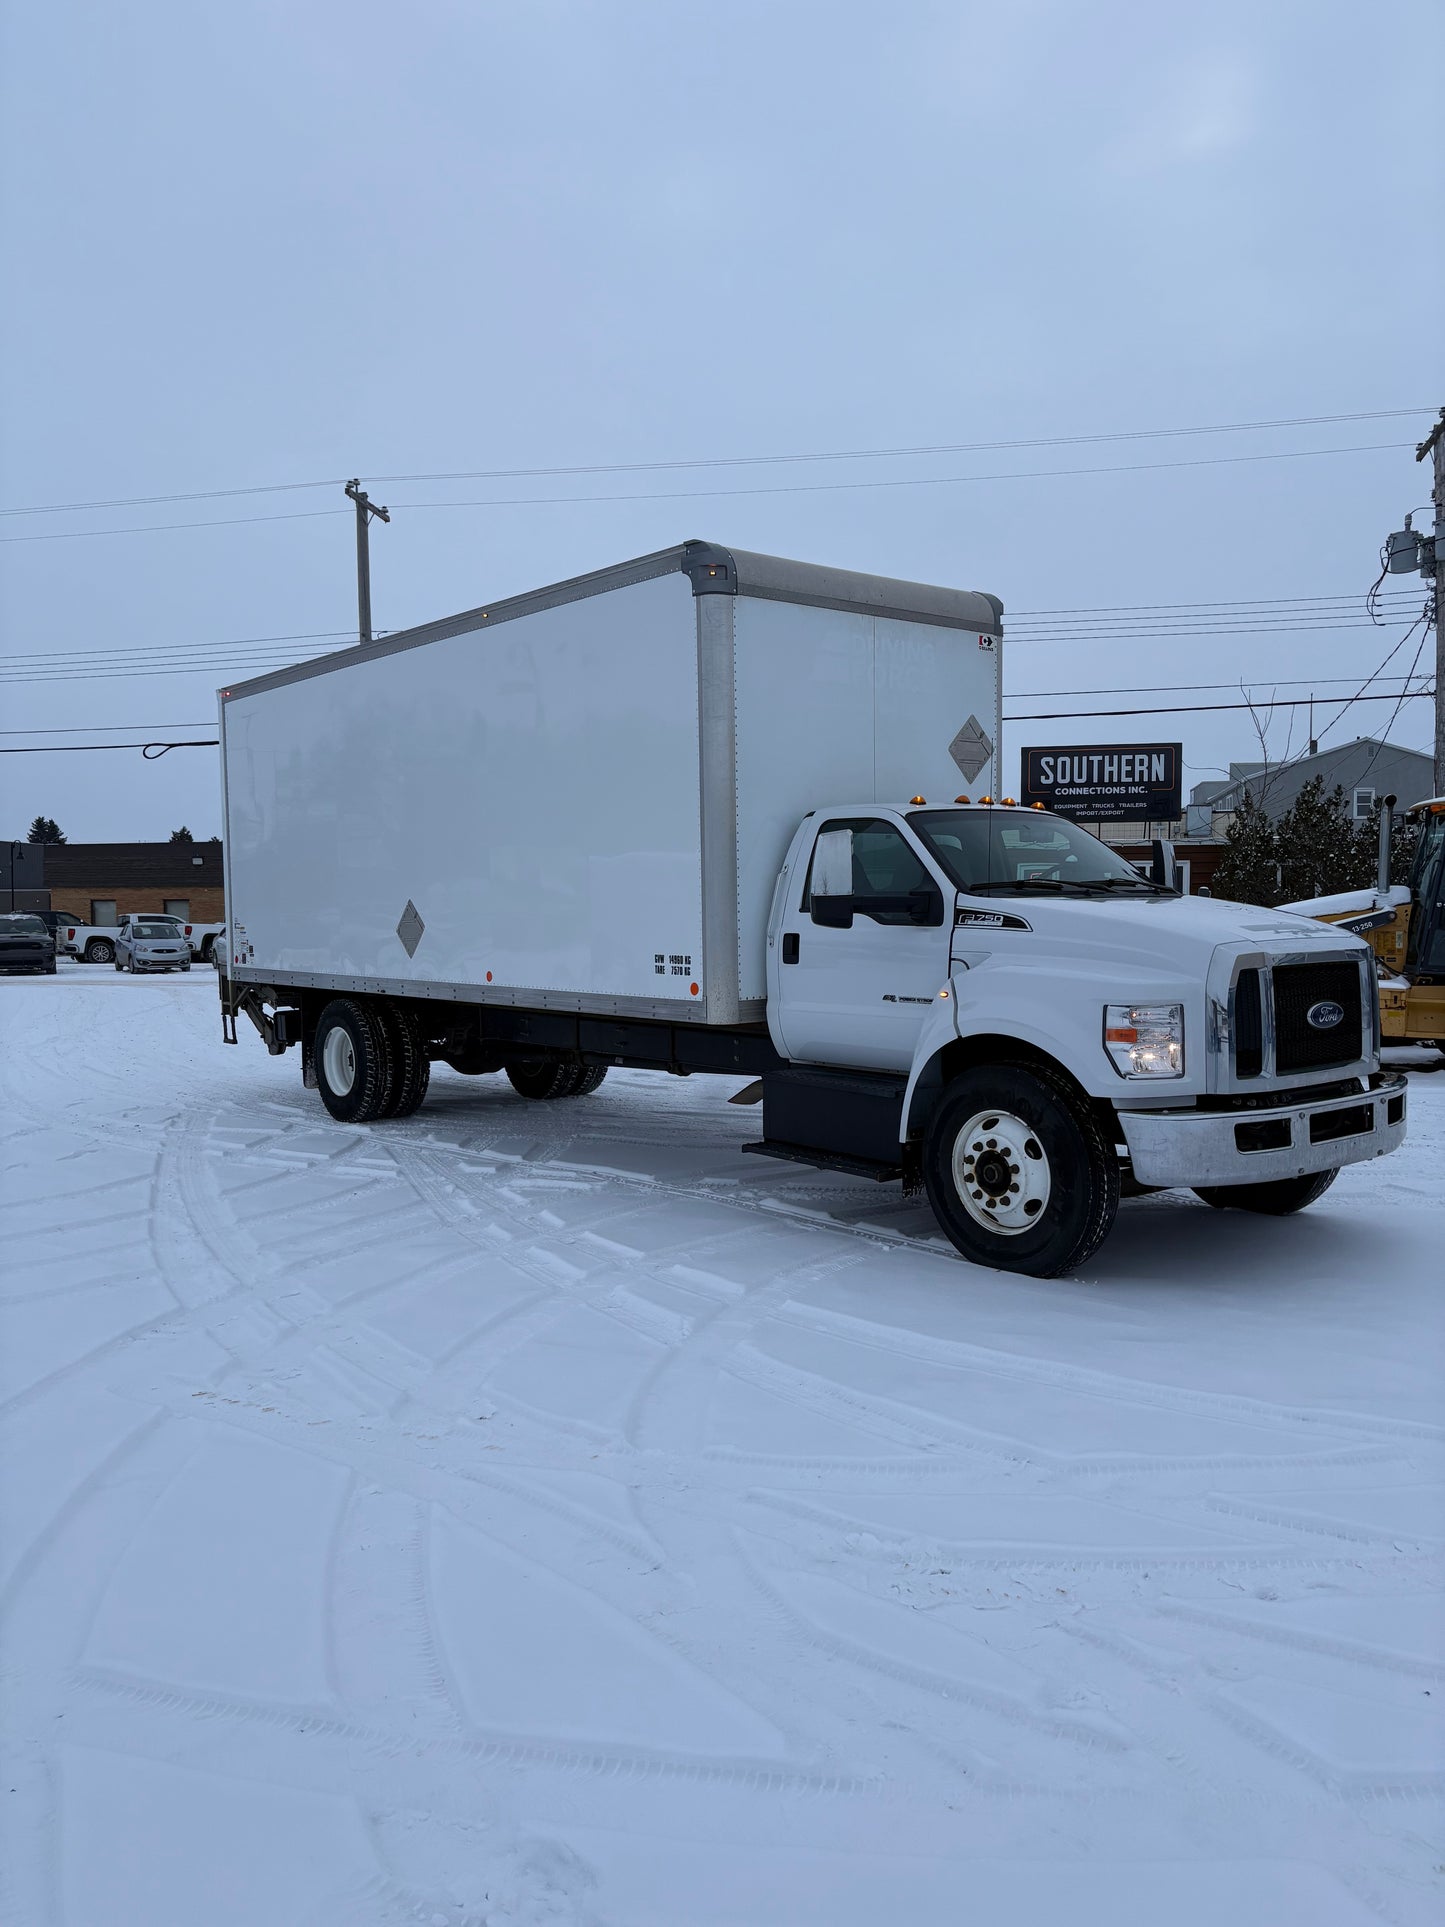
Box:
955, 908, 1032, 931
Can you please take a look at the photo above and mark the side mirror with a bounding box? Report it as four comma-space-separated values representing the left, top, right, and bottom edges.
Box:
1150, 838, 1179, 892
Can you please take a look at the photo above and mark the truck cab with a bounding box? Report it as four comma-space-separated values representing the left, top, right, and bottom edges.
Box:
756, 801, 1405, 1274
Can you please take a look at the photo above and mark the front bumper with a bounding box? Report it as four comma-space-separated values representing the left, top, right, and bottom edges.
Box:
130, 952, 188, 969
0, 948, 53, 970
1119, 1072, 1408, 1188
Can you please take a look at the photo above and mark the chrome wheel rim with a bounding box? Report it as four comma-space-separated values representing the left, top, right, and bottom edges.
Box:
951, 1108, 1051, 1236
322, 1026, 357, 1096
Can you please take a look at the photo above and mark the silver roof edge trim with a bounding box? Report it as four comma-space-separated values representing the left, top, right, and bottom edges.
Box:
219, 539, 1002, 703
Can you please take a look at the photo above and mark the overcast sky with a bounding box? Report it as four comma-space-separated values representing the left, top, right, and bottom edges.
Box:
2, 0, 1440, 843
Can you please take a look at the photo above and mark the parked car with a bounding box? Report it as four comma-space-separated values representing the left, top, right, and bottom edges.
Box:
185, 920, 226, 962
114, 919, 192, 973
63, 911, 186, 964
0, 912, 57, 974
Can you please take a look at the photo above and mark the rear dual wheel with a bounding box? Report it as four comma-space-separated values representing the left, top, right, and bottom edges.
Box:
314, 998, 429, 1123
505, 1060, 609, 1101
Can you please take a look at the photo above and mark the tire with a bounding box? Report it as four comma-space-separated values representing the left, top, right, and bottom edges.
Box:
200, 937, 215, 961
375, 1002, 430, 1118
181, 960, 191, 972
922, 1063, 1120, 1277
1193, 1169, 1338, 1215
568, 1065, 609, 1097
85, 940, 114, 964
506, 1059, 588, 1101
45, 960, 56, 974
114, 960, 123, 973
314, 998, 393, 1123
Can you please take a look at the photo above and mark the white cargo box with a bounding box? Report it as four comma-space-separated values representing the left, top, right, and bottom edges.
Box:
220, 542, 1002, 1025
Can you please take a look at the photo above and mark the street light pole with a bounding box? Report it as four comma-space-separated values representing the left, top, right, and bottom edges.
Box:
344, 480, 391, 646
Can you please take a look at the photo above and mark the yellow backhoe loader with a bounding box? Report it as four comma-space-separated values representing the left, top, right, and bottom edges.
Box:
1282, 794, 1445, 1050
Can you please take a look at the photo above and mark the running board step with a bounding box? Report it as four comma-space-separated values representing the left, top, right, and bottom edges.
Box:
741, 1140, 903, 1183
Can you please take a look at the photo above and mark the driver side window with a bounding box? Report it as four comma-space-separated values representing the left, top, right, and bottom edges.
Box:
803, 818, 936, 925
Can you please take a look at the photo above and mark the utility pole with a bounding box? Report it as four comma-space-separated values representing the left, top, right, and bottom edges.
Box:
344, 479, 390, 645
1417, 409, 1445, 798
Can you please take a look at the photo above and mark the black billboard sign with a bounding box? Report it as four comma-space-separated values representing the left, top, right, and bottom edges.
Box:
1021, 742, 1182, 822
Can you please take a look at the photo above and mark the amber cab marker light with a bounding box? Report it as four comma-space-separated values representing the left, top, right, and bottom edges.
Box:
909, 794, 927, 805
954, 794, 971, 804
1031, 802, 1046, 810
979, 795, 994, 806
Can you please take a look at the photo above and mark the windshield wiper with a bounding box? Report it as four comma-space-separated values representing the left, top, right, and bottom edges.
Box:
1088, 875, 1174, 895
961, 877, 1109, 896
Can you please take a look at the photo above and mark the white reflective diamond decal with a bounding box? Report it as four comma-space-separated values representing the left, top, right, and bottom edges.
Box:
396, 900, 425, 957
949, 715, 993, 783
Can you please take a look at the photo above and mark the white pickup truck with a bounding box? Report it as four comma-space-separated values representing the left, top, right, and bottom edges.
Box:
62, 913, 224, 965
216, 542, 1407, 1277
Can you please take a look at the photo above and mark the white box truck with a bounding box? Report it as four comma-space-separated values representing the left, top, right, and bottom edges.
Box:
218, 541, 1406, 1276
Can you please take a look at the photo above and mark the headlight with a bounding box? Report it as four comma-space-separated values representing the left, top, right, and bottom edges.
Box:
1104, 1003, 1184, 1078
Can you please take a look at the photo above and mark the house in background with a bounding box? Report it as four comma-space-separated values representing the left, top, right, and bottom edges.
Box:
37, 842, 224, 927
1188, 736, 1433, 835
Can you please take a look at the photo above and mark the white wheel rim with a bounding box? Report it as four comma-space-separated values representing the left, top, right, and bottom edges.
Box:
322, 1026, 357, 1095
951, 1108, 1051, 1236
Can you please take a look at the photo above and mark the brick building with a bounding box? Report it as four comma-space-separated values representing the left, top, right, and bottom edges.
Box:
40, 842, 224, 926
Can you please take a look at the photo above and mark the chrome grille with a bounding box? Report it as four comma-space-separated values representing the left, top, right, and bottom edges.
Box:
1273, 960, 1363, 1074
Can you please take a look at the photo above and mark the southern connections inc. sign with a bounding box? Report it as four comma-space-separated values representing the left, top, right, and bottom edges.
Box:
1021, 742, 1183, 822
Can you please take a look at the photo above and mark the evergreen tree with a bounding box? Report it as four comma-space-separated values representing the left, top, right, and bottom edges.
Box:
26, 816, 66, 844
1275, 779, 1363, 902
168, 826, 194, 844
1212, 789, 1278, 905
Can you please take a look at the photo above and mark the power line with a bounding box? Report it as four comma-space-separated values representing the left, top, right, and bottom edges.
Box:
1008, 674, 1433, 698
2, 617, 1415, 681
0, 723, 216, 735
2, 593, 1420, 671
0, 440, 1415, 545
2, 407, 1430, 520
1003, 688, 1433, 721
0, 739, 219, 755
0, 629, 359, 667
1008, 588, 1422, 618
387, 440, 1413, 515
0, 508, 349, 545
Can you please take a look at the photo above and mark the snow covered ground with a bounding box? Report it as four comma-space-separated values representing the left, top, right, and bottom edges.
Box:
1, 969, 1441, 1927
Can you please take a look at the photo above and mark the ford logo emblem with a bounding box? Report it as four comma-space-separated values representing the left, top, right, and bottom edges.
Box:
1306, 999, 1345, 1030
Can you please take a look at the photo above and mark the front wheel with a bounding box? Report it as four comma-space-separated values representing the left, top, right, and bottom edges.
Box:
1193, 1170, 1337, 1215
922, 1064, 1119, 1277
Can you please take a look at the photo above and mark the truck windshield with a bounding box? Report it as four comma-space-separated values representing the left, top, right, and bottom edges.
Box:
0, 915, 47, 934
910, 810, 1166, 896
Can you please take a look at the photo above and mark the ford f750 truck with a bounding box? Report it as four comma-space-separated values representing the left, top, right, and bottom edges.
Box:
216, 541, 1406, 1277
